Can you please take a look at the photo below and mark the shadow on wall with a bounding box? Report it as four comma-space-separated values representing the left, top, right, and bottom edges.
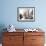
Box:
0, 24, 7, 43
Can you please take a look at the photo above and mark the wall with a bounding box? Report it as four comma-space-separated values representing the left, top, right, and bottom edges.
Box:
0, 0, 46, 29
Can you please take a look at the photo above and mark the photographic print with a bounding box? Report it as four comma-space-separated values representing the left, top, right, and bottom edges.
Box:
17, 7, 35, 22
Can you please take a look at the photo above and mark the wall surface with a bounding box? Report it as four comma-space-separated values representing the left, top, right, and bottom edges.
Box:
0, 0, 46, 30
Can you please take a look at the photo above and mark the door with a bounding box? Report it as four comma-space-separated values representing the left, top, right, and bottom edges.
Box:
3, 32, 24, 46
32, 35, 45, 46
24, 33, 32, 46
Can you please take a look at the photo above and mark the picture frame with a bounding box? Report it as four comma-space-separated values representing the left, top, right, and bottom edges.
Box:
17, 7, 35, 22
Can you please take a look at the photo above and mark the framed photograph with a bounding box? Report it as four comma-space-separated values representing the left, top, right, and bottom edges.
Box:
17, 7, 35, 22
